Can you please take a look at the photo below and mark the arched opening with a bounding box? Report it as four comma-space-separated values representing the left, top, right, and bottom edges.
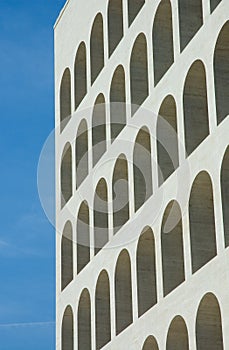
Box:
78, 289, 91, 350
178, 0, 203, 51
92, 94, 106, 166
90, 13, 104, 84
94, 178, 109, 255
137, 227, 157, 317
60, 68, 71, 132
62, 306, 74, 350
61, 142, 72, 208
77, 201, 90, 274
61, 221, 73, 291
157, 95, 179, 186
142, 336, 159, 350
153, 0, 174, 85
221, 147, 229, 247
161, 200, 185, 296
75, 119, 88, 188
183, 60, 209, 156
95, 270, 111, 350
214, 21, 229, 124
128, 0, 145, 26
115, 249, 133, 334
196, 293, 224, 350
108, 0, 123, 56
74, 42, 87, 110
133, 127, 153, 211
166, 316, 189, 350
112, 154, 129, 234
210, 0, 222, 13
189, 171, 216, 273
110, 65, 126, 141
130, 33, 149, 116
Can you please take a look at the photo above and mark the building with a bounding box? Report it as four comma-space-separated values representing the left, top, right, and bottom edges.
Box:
54, 0, 229, 349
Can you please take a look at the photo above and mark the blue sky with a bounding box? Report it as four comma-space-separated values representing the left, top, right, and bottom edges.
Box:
0, 0, 66, 348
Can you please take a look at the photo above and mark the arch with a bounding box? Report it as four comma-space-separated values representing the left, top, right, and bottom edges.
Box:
130, 33, 149, 116
60, 68, 71, 132
74, 42, 87, 110
112, 154, 129, 234
214, 21, 229, 124
62, 306, 74, 350
153, 0, 174, 85
78, 289, 91, 350
61, 221, 73, 291
92, 94, 106, 166
196, 293, 224, 350
221, 147, 229, 246
77, 201, 90, 273
133, 127, 153, 211
110, 65, 126, 141
142, 336, 159, 350
94, 179, 109, 255
61, 143, 72, 208
137, 227, 157, 317
90, 13, 104, 84
189, 171, 216, 273
95, 270, 111, 350
210, 0, 222, 12
161, 201, 185, 296
157, 95, 179, 186
166, 316, 189, 350
75, 119, 88, 188
115, 249, 133, 334
108, 0, 124, 56
178, 0, 203, 51
183, 60, 209, 156
128, 0, 145, 26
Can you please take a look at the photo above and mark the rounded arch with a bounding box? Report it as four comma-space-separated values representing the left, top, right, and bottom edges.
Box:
110, 65, 126, 141
95, 270, 111, 350
196, 293, 224, 350
153, 0, 174, 85
221, 146, 229, 247
178, 0, 203, 51
115, 249, 133, 334
161, 200, 185, 296
128, 0, 145, 26
92, 94, 106, 166
210, 0, 222, 13
75, 119, 88, 188
157, 95, 179, 186
74, 42, 87, 110
183, 60, 209, 156
90, 13, 104, 84
133, 127, 153, 211
214, 21, 229, 124
78, 289, 91, 350
61, 221, 73, 291
62, 305, 74, 350
77, 201, 90, 273
112, 154, 129, 234
137, 227, 157, 317
60, 68, 71, 132
166, 316, 189, 349
189, 171, 216, 273
61, 142, 72, 208
94, 178, 109, 255
108, 0, 123, 56
130, 33, 149, 116
142, 335, 159, 350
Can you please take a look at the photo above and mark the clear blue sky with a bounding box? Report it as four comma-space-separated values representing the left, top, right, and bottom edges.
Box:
0, 1, 65, 348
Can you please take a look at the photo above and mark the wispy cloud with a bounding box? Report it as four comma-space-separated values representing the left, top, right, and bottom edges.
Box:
0, 321, 55, 328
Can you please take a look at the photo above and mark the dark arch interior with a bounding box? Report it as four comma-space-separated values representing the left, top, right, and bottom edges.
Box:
92, 94, 106, 166
74, 42, 87, 110
61, 221, 73, 291
61, 143, 72, 208
60, 68, 71, 132
77, 201, 90, 273
75, 120, 88, 188
128, 0, 145, 26
90, 14, 104, 84
108, 0, 123, 56
142, 336, 159, 350
62, 306, 74, 350
221, 147, 229, 247
78, 289, 91, 350
166, 316, 189, 350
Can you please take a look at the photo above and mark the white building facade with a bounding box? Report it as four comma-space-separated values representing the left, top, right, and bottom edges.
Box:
54, 0, 229, 349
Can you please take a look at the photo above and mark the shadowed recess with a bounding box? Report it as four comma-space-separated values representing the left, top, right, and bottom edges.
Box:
74, 42, 87, 110
60, 68, 71, 132
61, 142, 72, 208
108, 0, 124, 56
62, 306, 74, 350
90, 13, 104, 84
61, 221, 73, 291
78, 289, 91, 350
